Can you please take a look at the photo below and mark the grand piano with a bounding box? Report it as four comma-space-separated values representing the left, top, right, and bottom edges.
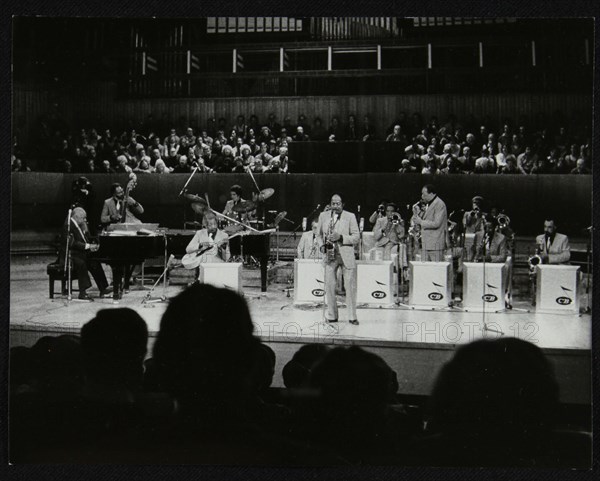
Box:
93, 223, 166, 300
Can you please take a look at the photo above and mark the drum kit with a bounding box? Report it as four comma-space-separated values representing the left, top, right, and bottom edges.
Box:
184, 187, 281, 232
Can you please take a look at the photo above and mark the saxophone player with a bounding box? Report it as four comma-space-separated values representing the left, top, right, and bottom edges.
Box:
297, 220, 323, 259
411, 184, 448, 262
534, 219, 571, 265
317, 194, 360, 325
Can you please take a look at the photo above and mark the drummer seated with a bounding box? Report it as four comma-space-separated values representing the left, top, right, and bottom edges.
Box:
185, 214, 230, 268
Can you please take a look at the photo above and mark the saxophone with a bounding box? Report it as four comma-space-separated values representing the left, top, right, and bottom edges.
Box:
409, 200, 426, 241
322, 210, 339, 261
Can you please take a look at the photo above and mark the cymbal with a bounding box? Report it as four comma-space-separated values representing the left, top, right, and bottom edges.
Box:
184, 193, 207, 204
232, 200, 256, 213
273, 211, 288, 227
257, 188, 275, 201
190, 202, 208, 214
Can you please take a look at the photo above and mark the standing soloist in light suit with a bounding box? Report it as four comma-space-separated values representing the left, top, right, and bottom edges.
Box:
411, 184, 447, 262
317, 194, 360, 325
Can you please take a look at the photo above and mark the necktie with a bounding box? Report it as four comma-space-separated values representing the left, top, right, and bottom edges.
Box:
546, 236, 551, 251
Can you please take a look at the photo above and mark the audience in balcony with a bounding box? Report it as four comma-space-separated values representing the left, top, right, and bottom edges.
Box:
16, 111, 591, 175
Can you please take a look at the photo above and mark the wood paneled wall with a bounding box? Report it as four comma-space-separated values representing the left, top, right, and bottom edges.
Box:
14, 81, 592, 143
11, 173, 592, 237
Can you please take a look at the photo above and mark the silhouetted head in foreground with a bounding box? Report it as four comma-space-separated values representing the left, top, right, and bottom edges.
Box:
430, 338, 558, 435
153, 284, 260, 414
282, 344, 330, 389
81, 308, 148, 389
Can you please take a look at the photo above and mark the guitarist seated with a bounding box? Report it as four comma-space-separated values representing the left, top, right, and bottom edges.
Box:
185, 214, 230, 268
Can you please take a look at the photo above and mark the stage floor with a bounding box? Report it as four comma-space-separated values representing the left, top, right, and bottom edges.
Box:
9, 269, 592, 404
10, 275, 590, 351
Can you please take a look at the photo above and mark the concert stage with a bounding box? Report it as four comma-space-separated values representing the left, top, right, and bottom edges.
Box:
10, 256, 591, 406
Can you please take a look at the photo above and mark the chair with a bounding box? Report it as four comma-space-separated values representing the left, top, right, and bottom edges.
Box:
46, 260, 78, 299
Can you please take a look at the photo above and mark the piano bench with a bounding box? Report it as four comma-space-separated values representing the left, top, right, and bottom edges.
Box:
46, 262, 78, 299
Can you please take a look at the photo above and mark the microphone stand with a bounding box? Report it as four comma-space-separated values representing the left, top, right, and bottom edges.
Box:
178, 164, 200, 227
479, 237, 504, 334
64, 209, 73, 301
281, 204, 322, 247
584, 227, 592, 313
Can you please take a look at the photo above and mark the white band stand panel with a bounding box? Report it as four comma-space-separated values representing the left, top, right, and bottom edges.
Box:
294, 259, 326, 304
462, 261, 507, 312
408, 261, 452, 309
536, 265, 580, 314
356, 260, 395, 306
199, 262, 242, 293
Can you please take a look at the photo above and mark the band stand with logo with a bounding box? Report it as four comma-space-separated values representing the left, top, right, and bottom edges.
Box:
199, 262, 242, 292
403, 261, 453, 310
462, 261, 508, 312
356, 260, 395, 307
535, 264, 581, 315
293, 259, 326, 304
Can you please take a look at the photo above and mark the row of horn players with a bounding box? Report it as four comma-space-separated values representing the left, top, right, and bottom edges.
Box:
297, 200, 571, 269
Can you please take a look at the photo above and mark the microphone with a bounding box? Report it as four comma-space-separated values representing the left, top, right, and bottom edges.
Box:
302, 217, 307, 231
359, 218, 364, 232
67, 208, 73, 220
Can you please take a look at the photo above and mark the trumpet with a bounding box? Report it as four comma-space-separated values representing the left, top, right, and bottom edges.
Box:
391, 213, 402, 225
496, 213, 510, 228
468, 207, 482, 218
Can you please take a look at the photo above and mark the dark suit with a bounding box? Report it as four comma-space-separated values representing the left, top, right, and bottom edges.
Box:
470, 231, 508, 263
59, 218, 108, 293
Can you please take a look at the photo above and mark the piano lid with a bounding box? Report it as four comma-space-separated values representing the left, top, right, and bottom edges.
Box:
107, 223, 160, 232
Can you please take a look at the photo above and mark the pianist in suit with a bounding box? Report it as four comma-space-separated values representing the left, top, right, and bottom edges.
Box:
100, 183, 145, 225
469, 215, 508, 263
186, 213, 230, 265
297, 220, 324, 260
535, 219, 571, 264
60, 207, 110, 301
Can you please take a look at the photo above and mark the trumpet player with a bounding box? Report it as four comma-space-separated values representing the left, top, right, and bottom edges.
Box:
534, 219, 571, 265
462, 195, 485, 233
373, 202, 405, 260
317, 194, 360, 325
368, 198, 391, 227
411, 184, 447, 262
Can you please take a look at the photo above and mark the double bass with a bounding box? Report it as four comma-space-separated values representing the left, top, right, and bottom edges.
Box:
120, 173, 138, 223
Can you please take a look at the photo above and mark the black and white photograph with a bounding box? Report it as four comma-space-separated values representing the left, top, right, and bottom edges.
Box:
7, 14, 594, 471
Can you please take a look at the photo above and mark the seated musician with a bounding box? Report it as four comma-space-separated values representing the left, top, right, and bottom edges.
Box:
373, 202, 405, 260
60, 207, 111, 301
297, 220, 324, 260
100, 182, 144, 225
185, 213, 229, 267
100, 182, 145, 296
535, 219, 571, 264
469, 215, 508, 263
223, 184, 255, 258
462, 195, 485, 234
